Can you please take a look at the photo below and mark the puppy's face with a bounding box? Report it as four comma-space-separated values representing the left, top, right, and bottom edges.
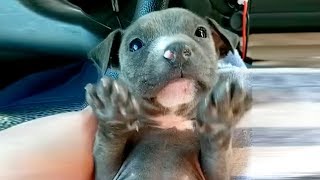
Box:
89, 8, 238, 107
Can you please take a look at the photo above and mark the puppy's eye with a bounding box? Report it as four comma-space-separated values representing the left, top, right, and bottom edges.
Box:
129, 38, 144, 52
195, 27, 207, 38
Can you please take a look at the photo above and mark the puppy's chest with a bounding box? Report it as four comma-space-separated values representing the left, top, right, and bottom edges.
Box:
147, 102, 198, 131
116, 129, 203, 180
150, 114, 195, 130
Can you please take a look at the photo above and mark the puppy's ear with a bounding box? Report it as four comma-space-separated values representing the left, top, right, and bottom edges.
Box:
88, 29, 122, 75
206, 17, 240, 58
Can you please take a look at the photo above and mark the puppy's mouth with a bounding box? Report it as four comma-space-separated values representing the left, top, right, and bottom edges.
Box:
139, 69, 208, 109
155, 77, 197, 108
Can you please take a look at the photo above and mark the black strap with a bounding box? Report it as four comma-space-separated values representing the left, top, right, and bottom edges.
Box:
132, 0, 170, 21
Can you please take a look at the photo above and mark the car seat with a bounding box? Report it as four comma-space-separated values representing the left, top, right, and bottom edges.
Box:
0, 0, 247, 130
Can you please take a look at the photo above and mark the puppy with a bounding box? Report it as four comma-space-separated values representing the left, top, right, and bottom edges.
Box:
85, 8, 252, 180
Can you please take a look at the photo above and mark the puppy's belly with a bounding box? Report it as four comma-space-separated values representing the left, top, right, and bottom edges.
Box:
114, 129, 204, 180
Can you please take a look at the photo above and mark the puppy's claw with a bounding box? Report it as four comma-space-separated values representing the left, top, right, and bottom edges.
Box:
113, 80, 120, 93
85, 77, 142, 134
119, 106, 127, 116
197, 71, 252, 136
100, 78, 108, 87
127, 121, 140, 132
130, 96, 141, 114
85, 83, 104, 109
84, 83, 93, 91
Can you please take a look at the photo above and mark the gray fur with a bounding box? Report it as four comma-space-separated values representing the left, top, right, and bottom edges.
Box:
86, 8, 251, 180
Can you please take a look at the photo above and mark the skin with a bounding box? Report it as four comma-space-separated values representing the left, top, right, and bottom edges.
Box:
0, 107, 96, 180
86, 8, 252, 180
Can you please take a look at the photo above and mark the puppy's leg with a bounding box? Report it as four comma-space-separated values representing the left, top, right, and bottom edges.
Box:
197, 70, 252, 180
85, 77, 141, 180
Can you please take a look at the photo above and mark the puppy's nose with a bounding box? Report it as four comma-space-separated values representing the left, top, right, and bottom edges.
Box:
163, 42, 192, 61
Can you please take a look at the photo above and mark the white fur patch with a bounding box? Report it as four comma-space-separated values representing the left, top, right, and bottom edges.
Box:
151, 114, 194, 130
154, 36, 176, 52
154, 35, 193, 53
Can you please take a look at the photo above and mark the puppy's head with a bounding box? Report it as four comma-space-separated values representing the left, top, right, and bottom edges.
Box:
89, 8, 238, 108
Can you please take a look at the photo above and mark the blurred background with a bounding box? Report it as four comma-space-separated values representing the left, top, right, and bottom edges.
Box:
248, 0, 320, 68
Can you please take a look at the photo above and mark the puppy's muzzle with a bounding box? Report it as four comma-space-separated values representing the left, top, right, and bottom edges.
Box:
163, 42, 192, 64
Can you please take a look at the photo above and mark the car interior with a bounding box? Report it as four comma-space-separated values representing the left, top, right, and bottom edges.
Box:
0, 0, 252, 130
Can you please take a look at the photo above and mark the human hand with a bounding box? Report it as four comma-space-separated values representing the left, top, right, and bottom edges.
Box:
0, 107, 97, 180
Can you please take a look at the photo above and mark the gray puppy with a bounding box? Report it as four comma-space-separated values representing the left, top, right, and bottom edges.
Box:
85, 8, 252, 180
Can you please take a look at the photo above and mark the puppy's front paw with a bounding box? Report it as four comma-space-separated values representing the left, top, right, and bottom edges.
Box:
85, 77, 141, 131
197, 70, 252, 138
